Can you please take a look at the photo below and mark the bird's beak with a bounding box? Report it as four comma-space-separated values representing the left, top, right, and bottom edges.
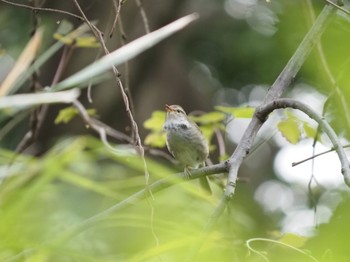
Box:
165, 104, 172, 112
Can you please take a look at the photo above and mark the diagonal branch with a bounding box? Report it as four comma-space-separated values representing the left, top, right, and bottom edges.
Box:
0, 0, 84, 20
255, 98, 350, 186
225, 4, 336, 198
186, 3, 337, 260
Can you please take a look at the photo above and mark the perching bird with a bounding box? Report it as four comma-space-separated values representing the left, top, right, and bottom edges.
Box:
163, 104, 211, 194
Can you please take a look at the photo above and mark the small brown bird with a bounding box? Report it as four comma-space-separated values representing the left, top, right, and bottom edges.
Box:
163, 104, 211, 193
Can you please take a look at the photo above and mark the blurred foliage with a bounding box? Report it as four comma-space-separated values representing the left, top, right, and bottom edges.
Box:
277, 111, 318, 144
0, 136, 267, 261
55, 106, 97, 124
53, 20, 100, 48
1, 0, 350, 261
0, 136, 350, 261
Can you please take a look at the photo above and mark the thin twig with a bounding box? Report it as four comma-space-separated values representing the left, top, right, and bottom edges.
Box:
135, 0, 150, 33
72, 0, 152, 196
0, 0, 84, 21
16, 42, 75, 154
118, 15, 135, 121
325, 0, 350, 15
246, 238, 319, 262
306, 0, 350, 133
292, 144, 350, 167
109, 0, 123, 38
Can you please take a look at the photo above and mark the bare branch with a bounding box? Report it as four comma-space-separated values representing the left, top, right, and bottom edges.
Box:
109, 0, 123, 38
0, 0, 84, 21
256, 98, 350, 186
225, 4, 336, 198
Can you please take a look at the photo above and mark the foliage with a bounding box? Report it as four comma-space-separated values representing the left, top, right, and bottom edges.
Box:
55, 106, 97, 124
277, 111, 319, 144
1, 0, 350, 261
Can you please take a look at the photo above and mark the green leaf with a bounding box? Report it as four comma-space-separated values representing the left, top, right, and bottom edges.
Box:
54, 107, 78, 124
53, 20, 99, 48
279, 233, 308, 248
54, 107, 96, 125
215, 106, 255, 118
303, 122, 317, 139
277, 118, 301, 144
143, 111, 166, 131
56, 20, 74, 35
190, 111, 225, 124
144, 132, 166, 148
200, 125, 216, 148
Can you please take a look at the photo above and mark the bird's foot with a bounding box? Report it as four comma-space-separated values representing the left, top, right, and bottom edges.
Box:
184, 167, 192, 180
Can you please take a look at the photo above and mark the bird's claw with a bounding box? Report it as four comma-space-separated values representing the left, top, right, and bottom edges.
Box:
184, 168, 192, 180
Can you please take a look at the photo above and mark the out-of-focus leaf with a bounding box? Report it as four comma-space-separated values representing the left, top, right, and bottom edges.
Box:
55, 107, 78, 124
52, 14, 199, 91
219, 153, 229, 162
0, 89, 80, 109
144, 132, 166, 148
279, 233, 308, 248
277, 118, 301, 144
0, 29, 42, 97
190, 111, 225, 124
144, 111, 166, 131
54, 33, 100, 48
53, 20, 99, 48
200, 125, 216, 147
9, 21, 95, 95
0, 51, 15, 84
55, 106, 96, 124
303, 122, 317, 139
56, 20, 74, 35
215, 106, 255, 118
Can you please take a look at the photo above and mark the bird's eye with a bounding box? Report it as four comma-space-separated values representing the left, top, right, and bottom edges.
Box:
176, 110, 182, 113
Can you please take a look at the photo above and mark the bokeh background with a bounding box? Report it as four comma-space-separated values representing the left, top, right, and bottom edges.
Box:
1, 0, 350, 261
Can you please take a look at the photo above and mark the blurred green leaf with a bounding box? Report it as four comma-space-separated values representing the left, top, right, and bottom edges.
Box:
54, 33, 100, 48
143, 111, 166, 131
279, 233, 308, 248
215, 106, 255, 118
55, 106, 96, 124
144, 132, 166, 148
191, 111, 225, 124
56, 20, 74, 35
277, 118, 301, 144
303, 122, 317, 140
200, 124, 216, 149
52, 14, 198, 91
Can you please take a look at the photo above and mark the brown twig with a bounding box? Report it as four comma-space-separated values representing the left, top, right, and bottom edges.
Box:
15, 42, 75, 154
109, 0, 123, 38
118, 15, 135, 120
72, 0, 151, 194
135, 0, 150, 33
0, 0, 84, 21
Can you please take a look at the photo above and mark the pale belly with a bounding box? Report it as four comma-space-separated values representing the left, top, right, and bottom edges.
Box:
166, 130, 208, 168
